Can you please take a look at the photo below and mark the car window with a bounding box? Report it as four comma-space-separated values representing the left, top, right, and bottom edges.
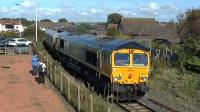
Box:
18, 39, 27, 42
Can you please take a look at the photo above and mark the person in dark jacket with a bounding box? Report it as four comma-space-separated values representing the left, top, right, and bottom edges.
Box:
31, 54, 38, 75
38, 59, 46, 84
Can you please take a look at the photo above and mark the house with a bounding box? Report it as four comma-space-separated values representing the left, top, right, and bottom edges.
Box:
118, 17, 157, 36
88, 24, 106, 37
0, 19, 24, 33
30, 22, 75, 32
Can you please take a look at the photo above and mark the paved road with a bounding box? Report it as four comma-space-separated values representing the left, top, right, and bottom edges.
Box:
0, 55, 72, 112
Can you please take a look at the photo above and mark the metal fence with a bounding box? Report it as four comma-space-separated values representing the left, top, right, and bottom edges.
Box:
0, 47, 32, 55
151, 48, 177, 62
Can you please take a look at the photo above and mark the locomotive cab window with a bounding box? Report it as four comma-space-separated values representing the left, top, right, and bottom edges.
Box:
114, 53, 130, 66
60, 39, 64, 49
133, 53, 148, 66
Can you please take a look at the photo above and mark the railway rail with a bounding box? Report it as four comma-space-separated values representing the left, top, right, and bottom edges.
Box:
118, 101, 154, 112
117, 97, 178, 112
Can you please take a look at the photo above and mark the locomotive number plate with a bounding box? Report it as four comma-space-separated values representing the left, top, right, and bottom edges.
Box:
129, 49, 134, 53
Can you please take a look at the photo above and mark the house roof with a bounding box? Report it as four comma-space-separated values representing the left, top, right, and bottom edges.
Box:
90, 24, 105, 31
106, 24, 118, 30
0, 20, 21, 25
119, 17, 157, 35
30, 22, 75, 29
119, 17, 177, 38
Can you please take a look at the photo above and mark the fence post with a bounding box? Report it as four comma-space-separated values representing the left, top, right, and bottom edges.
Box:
68, 77, 71, 100
4, 47, 6, 55
54, 66, 57, 85
53, 66, 56, 86
78, 85, 80, 112
60, 71, 63, 92
90, 95, 93, 112
50, 62, 52, 81
46, 59, 49, 77
108, 108, 110, 112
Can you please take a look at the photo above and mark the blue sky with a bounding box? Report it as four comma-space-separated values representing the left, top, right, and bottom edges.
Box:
0, 0, 200, 22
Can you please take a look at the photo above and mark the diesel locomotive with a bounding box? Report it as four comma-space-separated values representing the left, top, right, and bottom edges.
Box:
44, 30, 151, 101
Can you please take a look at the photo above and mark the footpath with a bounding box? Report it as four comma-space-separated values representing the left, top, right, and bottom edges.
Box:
0, 55, 74, 112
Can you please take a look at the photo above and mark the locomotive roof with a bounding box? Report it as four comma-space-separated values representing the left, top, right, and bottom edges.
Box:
50, 30, 150, 52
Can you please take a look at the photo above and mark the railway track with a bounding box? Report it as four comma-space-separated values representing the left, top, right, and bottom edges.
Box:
118, 101, 154, 112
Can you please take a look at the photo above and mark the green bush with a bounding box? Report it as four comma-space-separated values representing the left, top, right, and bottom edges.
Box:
0, 31, 19, 38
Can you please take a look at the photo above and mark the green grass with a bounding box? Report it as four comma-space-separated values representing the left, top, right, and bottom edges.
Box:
149, 59, 200, 105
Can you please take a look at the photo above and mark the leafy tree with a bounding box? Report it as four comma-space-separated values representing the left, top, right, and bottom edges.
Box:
177, 9, 200, 41
176, 8, 200, 72
40, 19, 52, 22
58, 18, 68, 22
23, 26, 45, 42
15, 18, 34, 26
1, 31, 18, 38
107, 13, 122, 24
76, 23, 90, 33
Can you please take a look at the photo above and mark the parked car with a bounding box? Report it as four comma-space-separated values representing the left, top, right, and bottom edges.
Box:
8, 38, 32, 47
0, 37, 7, 42
0, 38, 10, 47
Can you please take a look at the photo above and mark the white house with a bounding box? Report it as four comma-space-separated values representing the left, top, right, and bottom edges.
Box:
0, 20, 24, 33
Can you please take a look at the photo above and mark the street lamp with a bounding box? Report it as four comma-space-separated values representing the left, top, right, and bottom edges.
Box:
35, 0, 38, 42
15, 3, 22, 38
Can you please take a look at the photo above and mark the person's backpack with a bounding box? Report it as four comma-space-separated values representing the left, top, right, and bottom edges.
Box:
38, 63, 43, 72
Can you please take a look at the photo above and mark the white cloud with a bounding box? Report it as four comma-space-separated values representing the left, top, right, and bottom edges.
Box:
0, 7, 17, 13
80, 11, 90, 16
39, 8, 63, 16
21, 0, 34, 8
137, 2, 178, 16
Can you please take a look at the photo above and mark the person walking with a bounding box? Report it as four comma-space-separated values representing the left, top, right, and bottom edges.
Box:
38, 59, 46, 84
31, 53, 38, 75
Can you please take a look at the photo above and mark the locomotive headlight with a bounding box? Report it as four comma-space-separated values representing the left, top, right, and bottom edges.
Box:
140, 77, 148, 82
143, 77, 147, 82
114, 77, 119, 82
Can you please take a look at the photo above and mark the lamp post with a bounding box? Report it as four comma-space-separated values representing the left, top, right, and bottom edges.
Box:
15, 3, 22, 38
35, 0, 38, 42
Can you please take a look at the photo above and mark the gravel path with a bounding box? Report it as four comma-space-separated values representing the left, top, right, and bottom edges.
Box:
0, 55, 73, 112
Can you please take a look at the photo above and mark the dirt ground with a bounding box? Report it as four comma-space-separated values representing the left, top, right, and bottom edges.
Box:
0, 55, 72, 112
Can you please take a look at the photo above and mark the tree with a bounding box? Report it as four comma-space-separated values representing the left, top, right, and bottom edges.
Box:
58, 18, 68, 22
107, 13, 122, 24
1, 31, 18, 38
23, 26, 45, 41
177, 9, 200, 40
176, 8, 200, 72
40, 19, 52, 22
76, 23, 90, 33
15, 18, 34, 26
